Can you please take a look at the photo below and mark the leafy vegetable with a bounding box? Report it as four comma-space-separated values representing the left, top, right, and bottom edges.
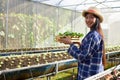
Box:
58, 31, 84, 38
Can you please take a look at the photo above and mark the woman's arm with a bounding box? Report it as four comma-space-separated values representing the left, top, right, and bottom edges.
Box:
68, 37, 95, 61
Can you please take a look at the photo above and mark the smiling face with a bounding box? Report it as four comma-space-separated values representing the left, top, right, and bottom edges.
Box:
85, 13, 96, 29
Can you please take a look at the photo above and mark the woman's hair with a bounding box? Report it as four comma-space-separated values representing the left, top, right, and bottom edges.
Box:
91, 17, 99, 31
93, 16, 107, 67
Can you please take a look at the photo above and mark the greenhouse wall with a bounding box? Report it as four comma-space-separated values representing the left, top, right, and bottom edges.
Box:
0, 0, 86, 50
103, 13, 120, 46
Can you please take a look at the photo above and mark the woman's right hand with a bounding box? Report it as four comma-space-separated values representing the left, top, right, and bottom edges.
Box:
58, 37, 72, 45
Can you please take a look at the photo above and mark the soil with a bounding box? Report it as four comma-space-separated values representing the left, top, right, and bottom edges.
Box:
0, 52, 74, 70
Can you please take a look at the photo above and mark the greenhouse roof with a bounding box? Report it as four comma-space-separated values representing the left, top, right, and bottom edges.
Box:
32, 0, 120, 13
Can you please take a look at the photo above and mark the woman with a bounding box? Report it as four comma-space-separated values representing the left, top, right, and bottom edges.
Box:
59, 7, 106, 80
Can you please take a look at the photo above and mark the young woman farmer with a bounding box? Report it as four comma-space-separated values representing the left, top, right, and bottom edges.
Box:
58, 7, 106, 80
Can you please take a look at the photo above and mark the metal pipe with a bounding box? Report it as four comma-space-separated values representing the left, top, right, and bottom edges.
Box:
0, 48, 68, 56
5, 0, 9, 49
0, 59, 77, 80
47, 76, 50, 80
85, 64, 120, 80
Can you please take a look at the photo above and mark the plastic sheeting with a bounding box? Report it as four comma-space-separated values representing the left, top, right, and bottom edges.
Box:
31, 0, 120, 13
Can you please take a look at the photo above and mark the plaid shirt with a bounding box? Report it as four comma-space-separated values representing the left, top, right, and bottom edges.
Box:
68, 30, 104, 80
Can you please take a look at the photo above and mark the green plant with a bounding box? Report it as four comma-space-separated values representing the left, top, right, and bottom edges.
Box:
58, 31, 84, 38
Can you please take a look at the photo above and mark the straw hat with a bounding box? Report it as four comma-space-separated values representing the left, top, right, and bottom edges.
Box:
82, 7, 103, 23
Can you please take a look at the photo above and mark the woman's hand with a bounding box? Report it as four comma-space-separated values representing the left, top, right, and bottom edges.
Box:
58, 37, 72, 45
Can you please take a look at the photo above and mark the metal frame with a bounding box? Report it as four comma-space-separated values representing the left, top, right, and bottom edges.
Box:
0, 51, 120, 80
0, 59, 77, 80
85, 64, 120, 80
31, 0, 120, 13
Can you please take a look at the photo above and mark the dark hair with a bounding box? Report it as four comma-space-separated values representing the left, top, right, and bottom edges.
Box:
85, 12, 106, 67
91, 17, 100, 31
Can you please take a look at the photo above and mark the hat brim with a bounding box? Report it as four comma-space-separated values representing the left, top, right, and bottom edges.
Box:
82, 10, 103, 23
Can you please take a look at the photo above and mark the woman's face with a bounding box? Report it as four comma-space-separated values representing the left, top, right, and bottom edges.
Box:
85, 13, 96, 28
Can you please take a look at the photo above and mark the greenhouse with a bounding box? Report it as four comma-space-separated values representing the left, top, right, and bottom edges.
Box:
0, 0, 120, 80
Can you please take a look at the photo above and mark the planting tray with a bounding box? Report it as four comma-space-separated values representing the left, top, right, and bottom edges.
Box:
0, 59, 77, 80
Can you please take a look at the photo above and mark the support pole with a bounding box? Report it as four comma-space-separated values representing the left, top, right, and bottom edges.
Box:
46, 76, 51, 80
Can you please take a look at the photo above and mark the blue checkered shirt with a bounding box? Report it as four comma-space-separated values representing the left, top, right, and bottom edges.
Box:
68, 30, 104, 80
